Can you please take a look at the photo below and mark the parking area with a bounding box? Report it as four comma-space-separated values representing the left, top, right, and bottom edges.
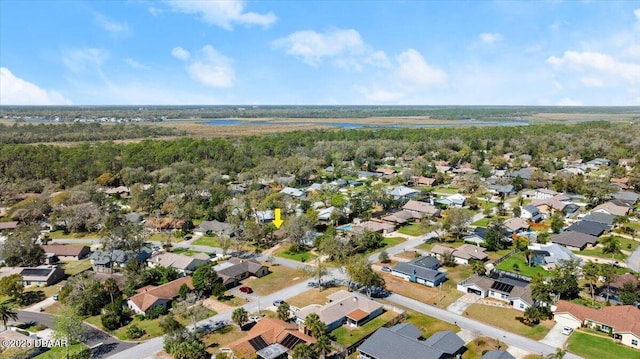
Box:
540, 323, 571, 348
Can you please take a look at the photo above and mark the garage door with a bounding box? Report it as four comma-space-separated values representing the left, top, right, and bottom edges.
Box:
554, 313, 581, 329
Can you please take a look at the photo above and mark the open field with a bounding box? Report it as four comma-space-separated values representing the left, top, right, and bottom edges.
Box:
566, 330, 640, 359
381, 271, 463, 308
243, 265, 306, 296
285, 286, 343, 309
465, 304, 553, 340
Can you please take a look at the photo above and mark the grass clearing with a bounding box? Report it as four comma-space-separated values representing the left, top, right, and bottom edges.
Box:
192, 235, 222, 248
380, 236, 406, 250
381, 272, 462, 308
202, 324, 247, 355
462, 336, 507, 359
331, 310, 397, 347
567, 330, 640, 359
245, 265, 307, 296
465, 304, 553, 340
579, 246, 627, 261
60, 259, 92, 276
398, 224, 430, 236
47, 230, 99, 239
276, 247, 317, 263
495, 253, 549, 278
404, 310, 458, 337
34, 343, 88, 359
471, 218, 491, 227
285, 286, 343, 309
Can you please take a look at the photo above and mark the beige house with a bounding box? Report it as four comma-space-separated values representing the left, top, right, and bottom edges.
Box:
147, 251, 209, 275
0, 265, 65, 286
127, 276, 193, 315
554, 300, 640, 349
295, 290, 384, 332
431, 244, 488, 265
42, 244, 91, 261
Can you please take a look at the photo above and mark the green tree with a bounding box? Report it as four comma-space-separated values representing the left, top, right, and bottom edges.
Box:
602, 236, 622, 258
0, 225, 44, 267
292, 343, 316, 359
619, 281, 640, 305
0, 301, 18, 330
550, 212, 565, 234
546, 348, 566, 359
303, 258, 329, 291
379, 250, 390, 263
512, 205, 521, 218
470, 260, 486, 276
277, 302, 291, 321
443, 207, 472, 240
303, 313, 327, 338
314, 335, 332, 359
549, 259, 581, 299
159, 313, 185, 335
191, 263, 225, 297
599, 264, 618, 302
346, 255, 385, 297
523, 306, 545, 325
53, 307, 85, 359
582, 261, 600, 305
232, 307, 248, 329
530, 274, 553, 305
484, 220, 506, 251
0, 274, 24, 302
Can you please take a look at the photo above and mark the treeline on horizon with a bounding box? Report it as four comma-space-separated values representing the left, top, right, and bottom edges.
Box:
2, 105, 639, 121
0, 122, 184, 144
1, 121, 638, 190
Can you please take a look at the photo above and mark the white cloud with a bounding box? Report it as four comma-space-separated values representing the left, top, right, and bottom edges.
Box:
356, 86, 404, 103
479, 32, 503, 44
125, 58, 151, 70
635, 8, 640, 21
272, 28, 366, 66
186, 45, 235, 88
165, 0, 276, 30
0, 67, 72, 105
95, 14, 130, 36
394, 49, 446, 87
547, 51, 640, 84
581, 76, 604, 87
172, 46, 191, 60
62, 48, 109, 73
557, 98, 582, 106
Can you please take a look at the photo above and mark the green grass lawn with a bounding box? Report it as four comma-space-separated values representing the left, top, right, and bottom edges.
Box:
47, 230, 99, 239
192, 235, 222, 247
567, 331, 640, 359
34, 343, 87, 359
380, 237, 405, 250
172, 248, 205, 256
404, 310, 458, 337
471, 217, 491, 227
276, 247, 317, 262
465, 304, 553, 340
478, 200, 498, 209
434, 186, 461, 195
331, 310, 397, 347
60, 259, 92, 276
495, 254, 549, 278
247, 265, 306, 296
579, 246, 627, 261
398, 224, 430, 236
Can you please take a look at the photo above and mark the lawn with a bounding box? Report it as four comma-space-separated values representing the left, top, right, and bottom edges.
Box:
331, 310, 397, 347
60, 259, 92, 276
398, 224, 430, 236
567, 331, 640, 359
47, 230, 99, 239
579, 246, 627, 261
24, 285, 60, 303
494, 254, 549, 278
172, 248, 205, 257
465, 304, 553, 340
380, 237, 406, 250
434, 186, 461, 194
201, 324, 247, 355
471, 217, 491, 227
34, 343, 88, 359
285, 286, 344, 309
192, 235, 222, 248
276, 248, 317, 262
245, 265, 307, 296
381, 272, 463, 308
477, 200, 498, 209
404, 310, 458, 337
462, 336, 507, 359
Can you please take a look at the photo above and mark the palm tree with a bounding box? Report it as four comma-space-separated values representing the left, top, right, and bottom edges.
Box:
277, 302, 291, 321
304, 313, 326, 338
292, 343, 315, 359
0, 301, 18, 330
313, 335, 332, 359
546, 347, 566, 359
231, 307, 248, 329
602, 236, 622, 257
582, 261, 600, 305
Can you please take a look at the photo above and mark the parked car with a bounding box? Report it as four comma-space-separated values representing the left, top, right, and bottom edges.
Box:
562, 327, 574, 335
239, 286, 253, 294
52, 294, 59, 301
273, 299, 285, 307
248, 316, 261, 322
381, 266, 391, 272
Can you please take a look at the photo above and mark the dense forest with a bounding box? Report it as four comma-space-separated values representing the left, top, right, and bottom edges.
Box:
0, 121, 639, 193
0, 123, 184, 144
2, 105, 639, 121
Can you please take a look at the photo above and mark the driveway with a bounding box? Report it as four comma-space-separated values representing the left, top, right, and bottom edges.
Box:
540, 323, 571, 349
446, 293, 480, 315
626, 242, 640, 273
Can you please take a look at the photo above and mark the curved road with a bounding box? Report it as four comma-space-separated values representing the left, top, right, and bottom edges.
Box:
17, 311, 137, 358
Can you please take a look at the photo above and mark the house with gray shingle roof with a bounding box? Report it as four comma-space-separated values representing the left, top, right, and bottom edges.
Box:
481, 351, 516, 359
550, 231, 599, 251
391, 256, 446, 287
357, 323, 465, 359
89, 247, 152, 273
194, 220, 236, 237
457, 274, 534, 311
214, 257, 268, 288
147, 251, 209, 275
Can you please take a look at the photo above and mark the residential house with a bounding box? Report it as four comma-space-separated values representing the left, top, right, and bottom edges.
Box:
376, 167, 396, 176
550, 231, 599, 251
613, 191, 640, 206
104, 186, 130, 196
351, 220, 396, 235
0, 265, 65, 286
487, 184, 515, 197
481, 351, 516, 359
521, 205, 544, 222
147, 251, 209, 275
618, 158, 636, 170
253, 210, 275, 223
214, 257, 269, 288
410, 176, 437, 187
554, 300, 640, 349
527, 243, 582, 269
194, 220, 236, 237
357, 323, 465, 359
502, 218, 530, 235
280, 187, 306, 199
0, 221, 19, 231
506, 168, 537, 180
295, 290, 383, 331
391, 256, 447, 287
597, 273, 638, 302
402, 200, 441, 218
380, 210, 419, 225
592, 202, 630, 217
521, 188, 560, 200
317, 207, 336, 222
229, 317, 315, 359
127, 276, 194, 315
386, 186, 419, 201
89, 247, 152, 273
435, 193, 466, 208
566, 221, 608, 237
430, 244, 488, 265
42, 244, 91, 261
457, 274, 533, 311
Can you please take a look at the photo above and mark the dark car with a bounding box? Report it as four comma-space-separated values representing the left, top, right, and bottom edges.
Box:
239, 286, 253, 294
273, 299, 285, 307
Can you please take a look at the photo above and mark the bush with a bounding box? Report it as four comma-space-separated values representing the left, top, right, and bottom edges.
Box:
71, 348, 91, 359
146, 305, 167, 319
101, 312, 127, 331
126, 324, 145, 339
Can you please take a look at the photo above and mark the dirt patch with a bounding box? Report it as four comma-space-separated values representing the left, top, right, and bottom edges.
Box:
381, 272, 462, 308
202, 298, 233, 314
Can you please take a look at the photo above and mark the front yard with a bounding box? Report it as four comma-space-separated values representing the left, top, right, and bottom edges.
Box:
275, 247, 317, 262
192, 235, 222, 248
60, 259, 92, 276
34, 343, 88, 359
464, 304, 553, 340
566, 330, 640, 359
202, 324, 247, 356
243, 265, 307, 296
398, 224, 431, 236
285, 286, 344, 309
331, 310, 398, 347
380, 272, 463, 308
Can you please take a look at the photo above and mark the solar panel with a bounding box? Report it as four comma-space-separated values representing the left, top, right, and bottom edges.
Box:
20, 268, 53, 277
249, 336, 269, 351
490, 281, 514, 293
280, 334, 303, 350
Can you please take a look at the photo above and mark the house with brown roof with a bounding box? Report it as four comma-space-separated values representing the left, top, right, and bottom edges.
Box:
502, 217, 530, 235
42, 244, 91, 262
214, 257, 269, 288
0, 221, 19, 231
554, 300, 640, 349
295, 290, 384, 332
402, 200, 441, 218
430, 244, 488, 265
410, 176, 437, 187
550, 231, 598, 251
597, 273, 638, 302
592, 201, 631, 217
127, 276, 193, 315
228, 317, 315, 359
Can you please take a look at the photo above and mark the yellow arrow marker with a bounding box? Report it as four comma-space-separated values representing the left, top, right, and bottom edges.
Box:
272, 208, 284, 229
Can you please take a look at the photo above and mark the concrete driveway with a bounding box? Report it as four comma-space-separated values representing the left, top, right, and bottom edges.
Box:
446, 293, 480, 315
540, 323, 571, 349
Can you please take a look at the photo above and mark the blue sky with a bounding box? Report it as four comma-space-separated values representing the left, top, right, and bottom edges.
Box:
1, 0, 639, 106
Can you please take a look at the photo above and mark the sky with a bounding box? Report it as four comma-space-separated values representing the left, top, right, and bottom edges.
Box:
1, 0, 639, 106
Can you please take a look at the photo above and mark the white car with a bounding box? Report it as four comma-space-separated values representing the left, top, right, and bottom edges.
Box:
561, 327, 574, 335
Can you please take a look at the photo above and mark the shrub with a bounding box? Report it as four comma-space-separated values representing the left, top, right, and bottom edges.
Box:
126, 324, 145, 339
146, 305, 167, 319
